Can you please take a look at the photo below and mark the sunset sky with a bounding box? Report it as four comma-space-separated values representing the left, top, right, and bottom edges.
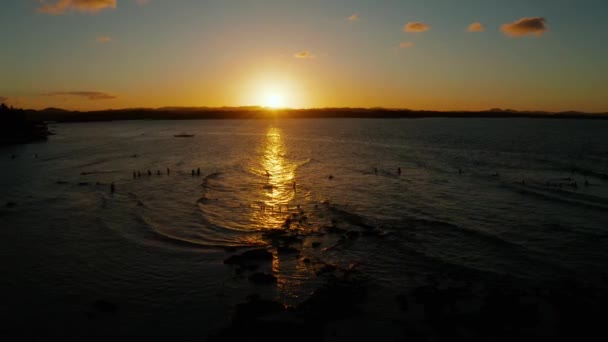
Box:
1, 0, 607, 112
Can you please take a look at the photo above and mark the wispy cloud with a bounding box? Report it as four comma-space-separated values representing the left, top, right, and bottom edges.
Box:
399, 42, 414, 48
37, 0, 117, 15
347, 14, 359, 22
468, 22, 485, 32
43, 91, 117, 100
0, 96, 7, 103
96, 36, 112, 43
404, 22, 430, 33
293, 51, 316, 59
501, 17, 548, 37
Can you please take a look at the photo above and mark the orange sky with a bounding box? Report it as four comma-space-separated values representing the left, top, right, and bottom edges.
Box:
1, 0, 607, 112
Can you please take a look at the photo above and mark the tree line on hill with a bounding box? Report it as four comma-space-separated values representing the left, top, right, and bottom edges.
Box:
0, 103, 50, 145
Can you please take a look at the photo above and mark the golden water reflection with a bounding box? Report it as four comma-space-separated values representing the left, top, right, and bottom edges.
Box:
249, 126, 310, 302
250, 126, 297, 228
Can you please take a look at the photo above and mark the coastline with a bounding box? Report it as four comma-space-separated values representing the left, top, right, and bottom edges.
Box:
26, 107, 608, 123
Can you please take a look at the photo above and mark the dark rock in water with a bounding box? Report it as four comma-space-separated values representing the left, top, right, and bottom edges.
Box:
315, 264, 337, 276
224, 248, 273, 266
223, 246, 238, 253
56, 180, 68, 185
223, 254, 241, 265
208, 296, 305, 342
241, 248, 273, 261
210, 271, 370, 342
78, 182, 89, 186
302, 258, 311, 264
235, 264, 259, 275
263, 229, 302, 246
346, 230, 361, 239
5, 202, 17, 208
298, 277, 368, 321
327, 225, 346, 234
248, 272, 277, 285
311, 242, 321, 248
234, 297, 284, 321
263, 228, 287, 238
277, 246, 299, 255
92, 300, 118, 314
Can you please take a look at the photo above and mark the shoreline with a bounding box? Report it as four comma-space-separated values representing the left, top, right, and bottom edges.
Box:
27, 108, 608, 123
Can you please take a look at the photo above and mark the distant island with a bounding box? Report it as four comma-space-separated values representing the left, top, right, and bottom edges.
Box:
0, 103, 51, 146
26, 106, 608, 122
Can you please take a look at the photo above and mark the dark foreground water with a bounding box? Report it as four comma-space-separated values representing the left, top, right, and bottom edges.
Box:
1, 118, 607, 340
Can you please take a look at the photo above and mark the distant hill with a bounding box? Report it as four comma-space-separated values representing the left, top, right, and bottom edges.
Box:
22, 106, 608, 123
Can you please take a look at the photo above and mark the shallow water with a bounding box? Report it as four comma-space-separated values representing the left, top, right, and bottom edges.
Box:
1, 118, 607, 339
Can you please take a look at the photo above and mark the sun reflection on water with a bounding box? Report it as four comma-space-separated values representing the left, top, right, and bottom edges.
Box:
250, 126, 297, 229
248, 126, 314, 302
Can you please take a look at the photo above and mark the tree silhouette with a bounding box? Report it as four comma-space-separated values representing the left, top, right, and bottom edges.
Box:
1, 103, 49, 145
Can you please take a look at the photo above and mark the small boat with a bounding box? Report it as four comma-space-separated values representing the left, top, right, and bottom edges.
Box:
174, 134, 195, 138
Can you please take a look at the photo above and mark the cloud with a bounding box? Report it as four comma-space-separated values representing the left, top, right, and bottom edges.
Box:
347, 14, 359, 21
43, 91, 117, 100
468, 22, 485, 32
399, 42, 414, 48
404, 22, 430, 33
96, 36, 112, 43
501, 17, 548, 37
135, 0, 150, 5
0, 96, 7, 103
293, 51, 316, 59
37, 0, 117, 15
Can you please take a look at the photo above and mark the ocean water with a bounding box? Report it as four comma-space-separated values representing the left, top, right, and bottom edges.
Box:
1, 118, 607, 339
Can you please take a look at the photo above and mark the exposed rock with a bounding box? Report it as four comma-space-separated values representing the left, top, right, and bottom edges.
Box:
315, 264, 337, 276
277, 246, 299, 255
224, 248, 273, 266
248, 272, 277, 285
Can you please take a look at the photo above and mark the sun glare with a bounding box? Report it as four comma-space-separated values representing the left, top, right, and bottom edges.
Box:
264, 93, 284, 109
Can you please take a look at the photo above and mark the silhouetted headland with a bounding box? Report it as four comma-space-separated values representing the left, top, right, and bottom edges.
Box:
24, 106, 608, 123
0, 103, 51, 145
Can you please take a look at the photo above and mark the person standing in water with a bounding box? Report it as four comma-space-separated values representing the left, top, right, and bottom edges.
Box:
197, 168, 201, 176
110, 182, 115, 193
398, 167, 402, 176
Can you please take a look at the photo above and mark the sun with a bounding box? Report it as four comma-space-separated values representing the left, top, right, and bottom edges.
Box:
264, 93, 284, 109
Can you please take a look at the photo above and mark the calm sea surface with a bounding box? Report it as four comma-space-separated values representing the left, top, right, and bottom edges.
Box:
1, 118, 607, 339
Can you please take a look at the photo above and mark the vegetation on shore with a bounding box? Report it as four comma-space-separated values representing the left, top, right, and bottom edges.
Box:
0, 103, 51, 145
25, 106, 608, 123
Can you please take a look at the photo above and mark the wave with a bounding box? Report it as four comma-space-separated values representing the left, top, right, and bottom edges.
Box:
507, 182, 608, 211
